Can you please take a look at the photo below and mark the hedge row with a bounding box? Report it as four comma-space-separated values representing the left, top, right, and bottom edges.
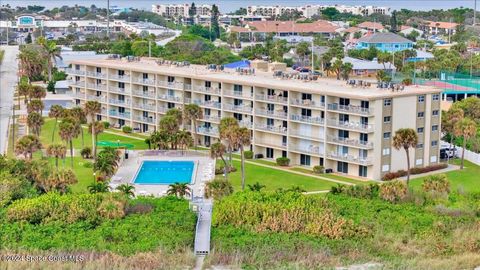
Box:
382, 163, 448, 181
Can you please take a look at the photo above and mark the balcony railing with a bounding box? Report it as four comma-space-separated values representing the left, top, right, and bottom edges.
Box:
289, 130, 324, 141
134, 78, 155, 85
68, 80, 84, 87
290, 114, 324, 124
110, 74, 130, 82
66, 68, 85, 76
223, 103, 252, 113
256, 140, 287, 148
202, 115, 221, 122
109, 87, 130, 94
134, 115, 155, 123
255, 124, 287, 134
326, 119, 374, 132
72, 92, 85, 99
256, 109, 287, 119
327, 103, 373, 115
86, 83, 107, 91
327, 152, 373, 165
132, 89, 156, 98
239, 121, 253, 129
133, 102, 156, 111
87, 95, 106, 102
290, 99, 325, 109
327, 135, 374, 149
158, 94, 182, 102
194, 86, 221, 95
224, 90, 252, 99
194, 100, 221, 109
158, 81, 184, 89
108, 110, 131, 119
291, 145, 323, 156
109, 98, 130, 105
86, 71, 106, 78
157, 106, 169, 113
255, 94, 288, 104
197, 127, 219, 136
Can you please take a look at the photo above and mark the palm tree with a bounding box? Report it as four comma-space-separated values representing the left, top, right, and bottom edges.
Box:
94, 147, 120, 178
116, 184, 135, 198
235, 127, 251, 190
88, 181, 110, 193
248, 182, 266, 192
442, 107, 464, 163
28, 85, 46, 102
219, 117, 239, 166
17, 82, 31, 105
15, 135, 42, 160
38, 37, 62, 81
44, 169, 77, 193
27, 112, 44, 136
392, 128, 418, 185
84, 101, 101, 157
48, 104, 64, 142
167, 183, 191, 198
183, 104, 203, 149
332, 58, 343, 80
454, 118, 477, 170
177, 130, 193, 150
341, 62, 353, 80
88, 121, 105, 148
27, 99, 44, 114
210, 142, 228, 181
46, 143, 67, 168
58, 117, 81, 167
149, 130, 169, 150
159, 115, 180, 149
166, 108, 183, 128
70, 107, 87, 148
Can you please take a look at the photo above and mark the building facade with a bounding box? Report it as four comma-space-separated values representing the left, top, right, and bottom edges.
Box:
67, 58, 442, 181
152, 4, 212, 18
356, 32, 414, 52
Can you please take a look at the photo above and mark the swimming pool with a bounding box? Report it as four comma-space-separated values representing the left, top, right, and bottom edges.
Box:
133, 160, 195, 185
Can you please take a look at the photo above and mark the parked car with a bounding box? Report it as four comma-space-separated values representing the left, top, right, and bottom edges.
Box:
440, 147, 457, 159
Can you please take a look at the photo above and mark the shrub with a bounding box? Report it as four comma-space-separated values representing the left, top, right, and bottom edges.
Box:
402, 78, 412, 86
422, 174, 450, 194
205, 179, 233, 200
215, 165, 237, 175
379, 180, 408, 203
313, 165, 324, 174
244, 150, 254, 159
382, 164, 448, 181
122, 126, 132, 133
81, 147, 92, 159
276, 157, 290, 166
125, 202, 154, 215
83, 161, 93, 168
330, 184, 379, 199
98, 194, 127, 219
102, 121, 110, 129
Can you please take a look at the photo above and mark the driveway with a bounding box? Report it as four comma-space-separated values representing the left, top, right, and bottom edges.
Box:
0, 45, 19, 154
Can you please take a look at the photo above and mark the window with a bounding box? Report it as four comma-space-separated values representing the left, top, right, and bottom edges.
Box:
432, 110, 439, 116
418, 95, 425, 102
417, 112, 424, 118
266, 148, 274, 159
416, 159, 423, 165
337, 161, 348, 174
416, 143, 423, 149
300, 154, 311, 166
433, 94, 440, 101
383, 116, 391, 123
382, 148, 390, 156
430, 156, 438, 162
382, 164, 390, 172
431, 140, 438, 147
359, 166, 368, 177
383, 132, 391, 139
432, 125, 438, 131
417, 127, 424, 133
384, 99, 392, 106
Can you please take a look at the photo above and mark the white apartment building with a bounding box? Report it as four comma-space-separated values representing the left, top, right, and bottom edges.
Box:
67, 57, 442, 181
248, 5, 391, 18
152, 3, 212, 18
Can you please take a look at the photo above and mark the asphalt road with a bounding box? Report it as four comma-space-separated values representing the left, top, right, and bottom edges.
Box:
0, 45, 19, 154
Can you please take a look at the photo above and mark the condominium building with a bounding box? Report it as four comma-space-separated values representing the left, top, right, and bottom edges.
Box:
152, 3, 212, 18
67, 58, 442, 180
247, 5, 391, 18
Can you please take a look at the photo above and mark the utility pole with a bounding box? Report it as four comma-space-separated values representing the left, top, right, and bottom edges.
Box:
11, 105, 15, 154
311, 39, 314, 72
107, 0, 110, 38
148, 40, 152, 57
474, 0, 477, 26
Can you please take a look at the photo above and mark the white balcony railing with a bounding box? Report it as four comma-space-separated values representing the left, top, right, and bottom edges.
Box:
290, 114, 324, 124
290, 99, 325, 109
158, 81, 184, 89
255, 94, 288, 104
109, 87, 130, 94
194, 100, 221, 109
86, 71, 106, 78
66, 68, 85, 76
132, 89, 156, 98
197, 127, 219, 136
108, 110, 131, 119
239, 121, 253, 129
256, 140, 287, 148
68, 80, 84, 87
110, 74, 130, 82
327, 103, 373, 115
327, 135, 374, 149
224, 90, 253, 99
87, 95, 106, 102
133, 102, 156, 111
291, 145, 323, 156
157, 106, 169, 113
223, 103, 252, 113
134, 115, 155, 123
327, 152, 373, 165
326, 119, 374, 133
134, 77, 155, 85
289, 130, 324, 141
194, 86, 221, 95
202, 115, 221, 122
72, 92, 85, 99
256, 109, 288, 119
158, 94, 182, 102
86, 83, 107, 91
255, 124, 287, 134
109, 98, 130, 105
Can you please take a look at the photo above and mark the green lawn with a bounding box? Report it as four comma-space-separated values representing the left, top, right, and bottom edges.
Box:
217, 160, 337, 192
289, 167, 373, 185
411, 159, 480, 193
40, 118, 149, 150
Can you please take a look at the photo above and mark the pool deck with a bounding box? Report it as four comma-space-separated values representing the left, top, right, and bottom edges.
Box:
110, 150, 215, 198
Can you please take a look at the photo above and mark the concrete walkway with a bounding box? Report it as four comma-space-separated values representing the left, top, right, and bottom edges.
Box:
192, 198, 213, 270
0, 45, 19, 155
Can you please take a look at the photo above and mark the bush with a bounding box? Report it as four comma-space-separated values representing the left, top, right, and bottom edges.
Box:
205, 179, 233, 200
402, 78, 412, 86
244, 150, 254, 159
330, 184, 379, 199
382, 164, 448, 181
215, 165, 237, 175
313, 165, 324, 174
422, 174, 450, 194
81, 147, 92, 159
83, 161, 93, 168
125, 202, 154, 215
102, 121, 110, 129
122, 126, 132, 133
379, 180, 408, 203
276, 157, 290, 166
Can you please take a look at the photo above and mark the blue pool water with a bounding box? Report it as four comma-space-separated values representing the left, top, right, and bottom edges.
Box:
133, 161, 194, 185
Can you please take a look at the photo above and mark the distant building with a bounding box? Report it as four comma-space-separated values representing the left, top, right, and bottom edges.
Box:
420, 21, 458, 36
343, 56, 396, 76
399, 26, 424, 37
356, 32, 414, 52
247, 5, 390, 18
357, 21, 385, 32
247, 5, 299, 18
151, 3, 212, 18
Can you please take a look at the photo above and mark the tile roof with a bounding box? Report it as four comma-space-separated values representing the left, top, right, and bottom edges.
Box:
230, 20, 339, 34
357, 32, 413, 44
425, 21, 459, 29
357, 21, 385, 30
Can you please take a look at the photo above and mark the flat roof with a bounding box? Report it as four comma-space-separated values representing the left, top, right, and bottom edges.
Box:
70, 58, 442, 100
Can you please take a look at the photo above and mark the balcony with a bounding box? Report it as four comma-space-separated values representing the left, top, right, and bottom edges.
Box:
72, 92, 85, 99
133, 102, 156, 111
202, 115, 221, 122
66, 68, 85, 76
108, 110, 131, 119
256, 109, 287, 119
86, 71, 106, 78
256, 140, 287, 149
224, 90, 252, 99
289, 130, 324, 141
134, 115, 155, 124
255, 124, 287, 134
290, 115, 324, 125
223, 103, 252, 113
134, 77, 155, 86
109, 98, 130, 106
291, 144, 323, 156
290, 99, 325, 109
109, 87, 130, 94
158, 94, 182, 103
194, 100, 221, 109
158, 81, 184, 89
86, 83, 107, 91
326, 119, 374, 133
68, 80, 84, 87
239, 121, 253, 129
327, 103, 373, 116
157, 105, 169, 113
132, 89, 156, 99
255, 94, 288, 104
110, 74, 130, 82
87, 94, 106, 102
194, 86, 221, 95
327, 136, 374, 149
197, 127, 219, 136
326, 152, 373, 166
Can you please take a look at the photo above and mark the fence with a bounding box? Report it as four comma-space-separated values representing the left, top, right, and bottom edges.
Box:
442, 140, 480, 166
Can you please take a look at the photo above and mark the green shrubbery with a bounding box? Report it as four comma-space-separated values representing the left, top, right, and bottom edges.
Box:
243, 150, 254, 159
313, 165, 324, 174
102, 121, 110, 129
382, 163, 448, 180
122, 126, 132, 133
276, 157, 290, 166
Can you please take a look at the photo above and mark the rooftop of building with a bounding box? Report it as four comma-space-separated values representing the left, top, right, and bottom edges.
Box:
357, 32, 413, 44
69, 57, 441, 100
230, 20, 339, 33
357, 21, 385, 30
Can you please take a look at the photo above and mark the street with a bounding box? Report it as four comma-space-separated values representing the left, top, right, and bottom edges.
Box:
0, 45, 19, 155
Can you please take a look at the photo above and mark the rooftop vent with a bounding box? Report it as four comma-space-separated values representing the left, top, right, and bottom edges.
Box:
346, 80, 372, 88
377, 82, 405, 91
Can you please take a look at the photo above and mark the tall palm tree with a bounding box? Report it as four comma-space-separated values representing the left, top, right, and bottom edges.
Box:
177, 130, 193, 150
116, 184, 135, 198
183, 104, 203, 149
159, 115, 180, 149
149, 130, 169, 150
94, 147, 120, 178
46, 143, 67, 168
392, 128, 418, 185
235, 127, 251, 190
88, 181, 110, 193
442, 107, 464, 162
17, 82, 31, 105
454, 118, 477, 170
167, 183, 191, 198
219, 117, 239, 166
27, 99, 44, 114
88, 121, 105, 148
15, 135, 42, 160
28, 85, 46, 102
70, 107, 87, 148
84, 101, 101, 158
38, 37, 62, 81
58, 117, 81, 168
166, 108, 183, 128
210, 142, 228, 181
48, 104, 64, 142
27, 112, 44, 136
